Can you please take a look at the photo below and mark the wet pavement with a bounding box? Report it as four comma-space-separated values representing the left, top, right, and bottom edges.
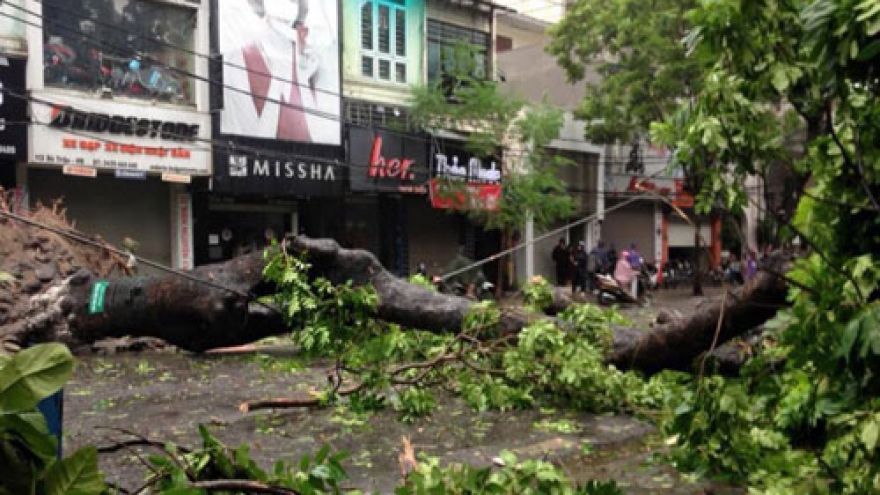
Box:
64, 286, 741, 494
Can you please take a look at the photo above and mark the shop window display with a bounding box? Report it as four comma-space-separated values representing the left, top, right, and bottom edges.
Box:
43, 0, 196, 105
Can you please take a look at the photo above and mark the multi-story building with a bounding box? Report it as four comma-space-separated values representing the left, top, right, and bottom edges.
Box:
196, 0, 345, 265
16, 0, 213, 270
342, 0, 504, 279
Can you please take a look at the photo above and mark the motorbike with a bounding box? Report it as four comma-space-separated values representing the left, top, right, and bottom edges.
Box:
432, 275, 495, 301
595, 273, 649, 306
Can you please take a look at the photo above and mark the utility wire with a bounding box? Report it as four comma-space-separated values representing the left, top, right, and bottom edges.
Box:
437, 166, 683, 281
2, 5, 675, 157
33, 0, 342, 100
0, 207, 283, 315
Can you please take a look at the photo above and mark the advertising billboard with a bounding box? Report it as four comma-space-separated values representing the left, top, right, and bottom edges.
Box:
218, 0, 341, 146
29, 93, 211, 177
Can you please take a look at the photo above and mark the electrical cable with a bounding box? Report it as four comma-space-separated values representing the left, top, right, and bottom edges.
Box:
437, 165, 682, 281
3, 4, 675, 157
0, 208, 283, 315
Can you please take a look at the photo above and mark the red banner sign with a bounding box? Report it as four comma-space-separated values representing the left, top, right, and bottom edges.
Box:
428, 179, 502, 211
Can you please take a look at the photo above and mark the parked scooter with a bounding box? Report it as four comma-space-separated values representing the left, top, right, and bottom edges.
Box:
432, 275, 495, 301
595, 273, 648, 306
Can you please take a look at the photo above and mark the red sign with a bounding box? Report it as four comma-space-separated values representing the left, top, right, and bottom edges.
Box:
369, 136, 416, 180
429, 179, 502, 211
673, 180, 695, 207
62, 165, 97, 178
627, 176, 672, 196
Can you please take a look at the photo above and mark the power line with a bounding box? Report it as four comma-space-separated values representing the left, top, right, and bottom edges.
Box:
33, 0, 342, 101
0, 207, 282, 316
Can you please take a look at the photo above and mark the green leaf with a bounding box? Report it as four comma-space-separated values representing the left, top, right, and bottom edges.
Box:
0, 412, 57, 463
0, 271, 14, 282
857, 40, 880, 60
42, 447, 105, 495
862, 420, 879, 451
0, 344, 74, 413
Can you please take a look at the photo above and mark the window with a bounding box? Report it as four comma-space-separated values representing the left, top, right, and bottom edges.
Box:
427, 20, 490, 84
360, 1, 407, 83
43, 0, 197, 105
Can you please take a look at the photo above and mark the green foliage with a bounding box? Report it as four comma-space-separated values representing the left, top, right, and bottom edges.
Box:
522, 276, 554, 313
263, 249, 379, 356
398, 451, 623, 495
147, 426, 349, 494
394, 387, 438, 424
647, 0, 880, 492
548, 0, 702, 144
0, 344, 107, 495
409, 42, 575, 232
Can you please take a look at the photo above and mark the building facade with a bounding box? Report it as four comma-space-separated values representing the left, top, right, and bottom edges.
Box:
19, 0, 212, 270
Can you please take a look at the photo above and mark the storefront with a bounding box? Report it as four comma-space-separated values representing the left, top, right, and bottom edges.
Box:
26, 93, 211, 270
423, 138, 503, 284
200, 138, 345, 264
197, 0, 345, 265
604, 172, 719, 271
347, 127, 430, 275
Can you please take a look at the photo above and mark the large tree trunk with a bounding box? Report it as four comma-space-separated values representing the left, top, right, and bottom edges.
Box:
12, 236, 791, 373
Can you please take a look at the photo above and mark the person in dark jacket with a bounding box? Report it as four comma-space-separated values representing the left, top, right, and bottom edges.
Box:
551, 238, 569, 286
571, 241, 588, 294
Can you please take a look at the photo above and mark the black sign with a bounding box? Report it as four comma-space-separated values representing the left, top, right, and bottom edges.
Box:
49, 106, 200, 142
349, 128, 429, 194
0, 58, 28, 161
431, 140, 502, 184
213, 137, 344, 198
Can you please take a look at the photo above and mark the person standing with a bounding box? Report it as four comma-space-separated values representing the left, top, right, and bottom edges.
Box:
572, 241, 588, 294
551, 238, 569, 286
744, 250, 758, 281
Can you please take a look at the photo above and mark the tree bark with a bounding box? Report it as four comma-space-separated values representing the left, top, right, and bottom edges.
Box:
16, 236, 791, 374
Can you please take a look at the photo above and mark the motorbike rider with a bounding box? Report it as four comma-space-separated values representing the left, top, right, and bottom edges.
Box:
614, 250, 639, 300
443, 246, 488, 298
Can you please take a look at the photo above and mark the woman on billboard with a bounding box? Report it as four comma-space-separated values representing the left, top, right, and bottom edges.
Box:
219, 0, 341, 145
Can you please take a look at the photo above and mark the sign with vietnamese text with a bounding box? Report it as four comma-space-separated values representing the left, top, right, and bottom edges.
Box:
429, 179, 502, 211
29, 93, 211, 176
174, 193, 194, 270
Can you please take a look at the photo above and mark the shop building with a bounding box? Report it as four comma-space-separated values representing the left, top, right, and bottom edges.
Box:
198, 0, 345, 264
22, 0, 211, 270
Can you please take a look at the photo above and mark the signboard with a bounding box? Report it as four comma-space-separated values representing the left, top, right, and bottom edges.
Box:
349, 128, 429, 194
0, 57, 28, 161
432, 145, 502, 185
606, 174, 694, 207
173, 193, 194, 271
63, 165, 97, 178
429, 141, 502, 211
212, 138, 344, 198
29, 93, 211, 176
218, 0, 341, 145
429, 179, 502, 211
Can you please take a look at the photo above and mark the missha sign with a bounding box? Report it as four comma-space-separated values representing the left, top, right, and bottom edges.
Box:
213, 141, 344, 198
349, 128, 429, 194
29, 93, 210, 176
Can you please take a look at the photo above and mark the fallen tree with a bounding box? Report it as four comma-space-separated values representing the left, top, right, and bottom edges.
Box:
4, 217, 791, 373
